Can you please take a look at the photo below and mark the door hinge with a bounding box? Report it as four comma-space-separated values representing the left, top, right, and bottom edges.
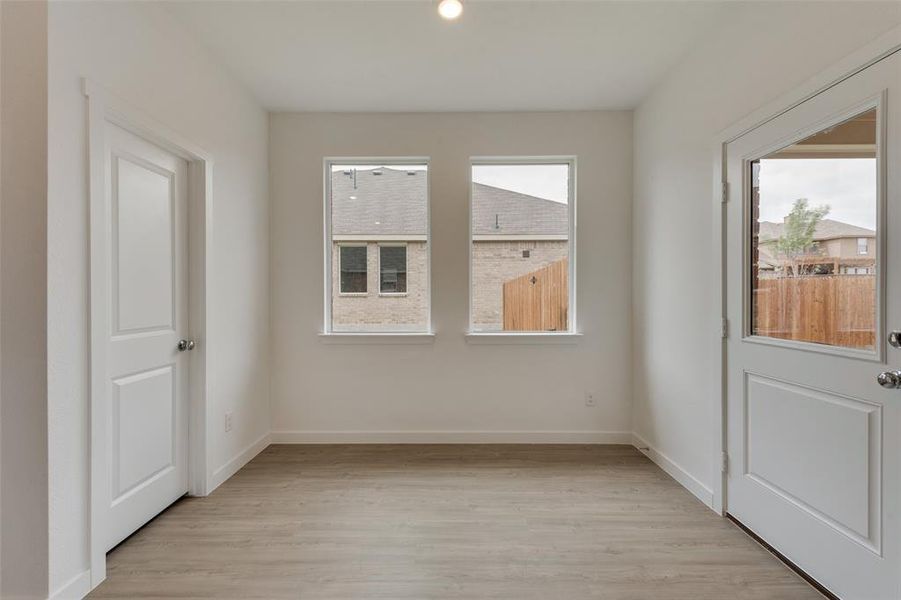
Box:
721, 317, 729, 339
721, 181, 729, 204
721, 452, 729, 474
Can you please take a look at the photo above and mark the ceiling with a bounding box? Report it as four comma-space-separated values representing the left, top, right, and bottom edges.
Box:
164, 1, 732, 112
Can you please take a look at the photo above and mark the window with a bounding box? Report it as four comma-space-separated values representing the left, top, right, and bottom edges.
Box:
326, 160, 429, 333
379, 244, 407, 294
470, 159, 575, 333
749, 108, 877, 351
339, 245, 367, 294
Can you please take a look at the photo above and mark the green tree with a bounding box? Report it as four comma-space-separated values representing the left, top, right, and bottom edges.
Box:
775, 198, 830, 277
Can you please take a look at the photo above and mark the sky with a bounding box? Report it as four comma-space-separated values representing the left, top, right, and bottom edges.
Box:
472, 164, 569, 204
758, 158, 876, 230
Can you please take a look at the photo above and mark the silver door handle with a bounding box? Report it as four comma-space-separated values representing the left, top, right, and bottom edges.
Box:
876, 370, 901, 389
177, 339, 196, 352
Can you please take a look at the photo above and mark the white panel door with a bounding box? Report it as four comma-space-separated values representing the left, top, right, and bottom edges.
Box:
101, 122, 190, 551
725, 53, 901, 599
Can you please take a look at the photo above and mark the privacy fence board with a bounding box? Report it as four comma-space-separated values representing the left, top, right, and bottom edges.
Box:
753, 275, 875, 349
503, 258, 568, 331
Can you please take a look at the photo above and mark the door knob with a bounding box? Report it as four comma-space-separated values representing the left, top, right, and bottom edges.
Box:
876, 370, 901, 389
177, 339, 196, 352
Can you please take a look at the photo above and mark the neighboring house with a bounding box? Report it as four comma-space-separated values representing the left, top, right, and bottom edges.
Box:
330, 167, 568, 331
756, 218, 876, 276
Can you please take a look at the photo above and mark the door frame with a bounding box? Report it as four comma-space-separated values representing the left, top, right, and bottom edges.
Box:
711, 27, 901, 517
84, 79, 213, 587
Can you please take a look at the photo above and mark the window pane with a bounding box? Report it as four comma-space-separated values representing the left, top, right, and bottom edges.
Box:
750, 108, 877, 351
471, 162, 571, 332
330, 163, 428, 332
380, 246, 407, 294
339, 246, 367, 294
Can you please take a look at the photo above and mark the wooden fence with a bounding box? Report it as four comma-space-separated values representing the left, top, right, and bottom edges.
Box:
503, 258, 568, 331
753, 275, 875, 349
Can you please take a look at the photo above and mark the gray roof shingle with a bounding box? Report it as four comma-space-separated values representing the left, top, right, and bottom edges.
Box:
331, 167, 567, 236
758, 219, 876, 242
332, 167, 428, 236
471, 183, 568, 236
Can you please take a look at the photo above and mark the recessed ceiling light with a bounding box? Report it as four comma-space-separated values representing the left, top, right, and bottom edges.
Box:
349, 195, 357, 200
438, 0, 462, 20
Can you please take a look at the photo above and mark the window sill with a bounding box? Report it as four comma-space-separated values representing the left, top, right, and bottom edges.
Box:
338, 292, 368, 297
378, 292, 408, 297
319, 332, 436, 344
464, 332, 582, 345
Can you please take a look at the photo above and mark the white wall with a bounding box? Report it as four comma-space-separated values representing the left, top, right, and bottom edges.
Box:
632, 1, 901, 504
270, 112, 632, 442
1, 1, 49, 597
48, 2, 270, 595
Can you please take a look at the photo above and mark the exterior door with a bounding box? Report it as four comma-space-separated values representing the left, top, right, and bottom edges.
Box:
100, 122, 191, 551
725, 52, 901, 599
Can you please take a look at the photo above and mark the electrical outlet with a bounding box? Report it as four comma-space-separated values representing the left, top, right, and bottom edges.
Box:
225, 412, 233, 433
584, 392, 596, 407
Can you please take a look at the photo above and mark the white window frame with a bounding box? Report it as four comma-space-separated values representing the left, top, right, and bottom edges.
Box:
378, 242, 408, 297
337, 242, 368, 296
322, 157, 432, 338
466, 156, 579, 342
858, 237, 869, 254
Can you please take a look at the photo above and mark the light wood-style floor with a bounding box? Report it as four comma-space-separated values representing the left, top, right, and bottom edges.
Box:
90, 445, 822, 599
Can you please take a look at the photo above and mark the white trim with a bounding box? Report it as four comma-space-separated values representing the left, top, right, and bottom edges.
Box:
469, 157, 577, 334
632, 434, 715, 510
318, 332, 435, 344
711, 26, 901, 517
464, 332, 582, 344
472, 234, 568, 242
207, 432, 271, 494
324, 157, 431, 333
333, 234, 426, 242
84, 79, 213, 589
271, 430, 633, 444
49, 569, 92, 600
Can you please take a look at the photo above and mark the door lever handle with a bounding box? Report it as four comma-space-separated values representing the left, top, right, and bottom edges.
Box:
876, 370, 901, 389
177, 339, 196, 352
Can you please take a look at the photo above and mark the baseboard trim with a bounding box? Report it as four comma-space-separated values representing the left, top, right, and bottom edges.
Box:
632, 433, 715, 510
207, 432, 271, 493
49, 568, 92, 600
270, 430, 634, 444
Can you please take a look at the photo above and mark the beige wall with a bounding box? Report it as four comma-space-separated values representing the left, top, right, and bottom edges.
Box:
471, 240, 568, 330
1, 1, 49, 597
835, 236, 875, 259
331, 242, 428, 331
270, 111, 632, 440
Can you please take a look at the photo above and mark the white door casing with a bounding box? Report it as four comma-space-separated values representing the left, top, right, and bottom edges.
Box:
87, 81, 213, 589
724, 53, 900, 599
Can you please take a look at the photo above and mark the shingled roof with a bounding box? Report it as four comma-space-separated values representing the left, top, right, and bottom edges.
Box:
332, 167, 428, 236
758, 219, 876, 242
331, 167, 567, 237
470, 183, 568, 236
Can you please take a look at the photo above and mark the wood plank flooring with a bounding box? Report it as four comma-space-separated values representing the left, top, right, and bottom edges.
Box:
89, 445, 822, 599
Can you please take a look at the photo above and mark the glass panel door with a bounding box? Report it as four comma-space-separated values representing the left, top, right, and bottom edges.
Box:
750, 108, 877, 351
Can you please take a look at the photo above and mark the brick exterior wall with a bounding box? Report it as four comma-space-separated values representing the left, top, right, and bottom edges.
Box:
331, 241, 429, 331
471, 240, 568, 330
331, 240, 567, 331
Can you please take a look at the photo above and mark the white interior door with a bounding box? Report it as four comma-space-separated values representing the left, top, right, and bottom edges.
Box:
100, 122, 191, 551
725, 52, 901, 599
